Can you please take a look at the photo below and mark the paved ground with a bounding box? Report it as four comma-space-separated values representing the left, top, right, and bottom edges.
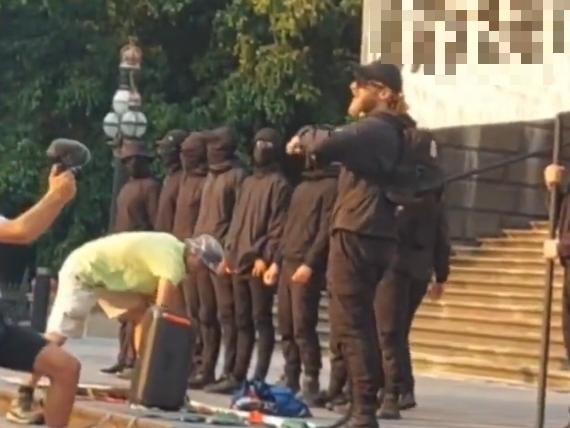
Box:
0, 337, 569, 427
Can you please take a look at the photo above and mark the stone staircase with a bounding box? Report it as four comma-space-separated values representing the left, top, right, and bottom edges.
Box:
314, 221, 570, 391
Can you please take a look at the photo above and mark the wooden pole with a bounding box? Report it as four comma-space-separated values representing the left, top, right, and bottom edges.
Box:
535, 113, 563, 428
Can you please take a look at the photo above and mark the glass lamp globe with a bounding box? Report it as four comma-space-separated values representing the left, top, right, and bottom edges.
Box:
120, 110, 148, 138
112, 88, 131, 115
102, 112, 120, 139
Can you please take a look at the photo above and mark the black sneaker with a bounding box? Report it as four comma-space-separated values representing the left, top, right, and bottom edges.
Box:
301, 375, 324, 407
399, 391, 417, 410
377, 393, 401, 420
100, 362, 126, 374
6, 387, 44, 425
189, 372, 215, 390
203, 375, 242, 394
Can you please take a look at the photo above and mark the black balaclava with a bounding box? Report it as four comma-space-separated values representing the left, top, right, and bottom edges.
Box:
156, 129, 188, 173
123, 156, 152, 180
207, 126, 237, 171
180, 132, 208, 174
252, 127, 282, 169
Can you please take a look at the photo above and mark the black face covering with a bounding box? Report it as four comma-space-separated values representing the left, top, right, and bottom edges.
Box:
157, 145, 180, 170
207, 127, 237, 169
253, 140, 276, 167
123, 156, 151, 179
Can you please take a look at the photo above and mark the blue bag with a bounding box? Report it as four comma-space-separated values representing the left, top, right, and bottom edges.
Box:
231, 380, 312, 418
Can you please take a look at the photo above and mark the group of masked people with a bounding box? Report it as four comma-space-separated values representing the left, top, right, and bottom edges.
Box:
103, 61, 451, 428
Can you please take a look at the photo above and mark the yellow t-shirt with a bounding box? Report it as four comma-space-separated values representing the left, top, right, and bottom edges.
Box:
61, 232, 186, 295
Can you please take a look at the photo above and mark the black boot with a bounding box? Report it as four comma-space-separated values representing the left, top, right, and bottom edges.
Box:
100, 362, 125, 374
277, 373, 300, 394
377, 393, 401, 420
399, 390, 417, 410
189, 371, 215, 390
203, 375, 242, 394
301, 375, 323, 407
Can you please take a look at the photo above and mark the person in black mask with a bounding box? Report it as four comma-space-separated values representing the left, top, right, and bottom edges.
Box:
212, 128, 292, 394
193, 127, 247, 390
172, 132, 209, 381
264, 125, 338, 405
101, 139, 160, 377
286, 62, 411, 428
155, 129, 187, 233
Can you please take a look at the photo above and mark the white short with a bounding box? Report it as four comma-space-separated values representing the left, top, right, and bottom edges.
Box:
46, 262, 152, 339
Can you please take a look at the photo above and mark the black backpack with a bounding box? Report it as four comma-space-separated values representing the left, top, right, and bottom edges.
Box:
384, 127, 445, 205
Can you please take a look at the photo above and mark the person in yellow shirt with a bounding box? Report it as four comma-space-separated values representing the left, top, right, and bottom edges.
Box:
12, 231, 223, 421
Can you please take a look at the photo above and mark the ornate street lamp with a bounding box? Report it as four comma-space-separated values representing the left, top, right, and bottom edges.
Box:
103, 39, 148, 230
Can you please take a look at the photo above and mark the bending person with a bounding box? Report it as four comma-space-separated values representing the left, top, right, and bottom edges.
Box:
14, 231, 221, 426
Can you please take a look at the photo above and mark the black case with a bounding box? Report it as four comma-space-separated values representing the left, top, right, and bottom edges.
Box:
130, 306, 194, 410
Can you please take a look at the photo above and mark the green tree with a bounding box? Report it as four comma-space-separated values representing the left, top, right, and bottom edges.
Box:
0, 0, 361, 270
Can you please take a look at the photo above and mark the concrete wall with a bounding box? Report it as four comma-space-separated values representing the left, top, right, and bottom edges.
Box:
434, 117, 570, 243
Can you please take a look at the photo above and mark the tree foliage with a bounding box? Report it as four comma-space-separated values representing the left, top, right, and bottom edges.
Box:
0, 0, 361, 270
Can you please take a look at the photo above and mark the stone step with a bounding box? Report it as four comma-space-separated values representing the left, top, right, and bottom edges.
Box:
420, 299, 562, 324
531, 220, 549, 230
409, 320, 566, 356
411, 352, 570, 391
453, 245, 543, 260
479, 237, 544, 249
439, 287, 562, 307
447, 276, 562, 292
451, 255, 557, 270
449, 266, 563, 283
411, 337, 569, 371
503, 229, 549, 239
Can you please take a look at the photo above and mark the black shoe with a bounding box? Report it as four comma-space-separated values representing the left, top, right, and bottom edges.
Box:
203, 375, 242, 394
377, 393, 401, 420
276, 373, 300, 393
301, 375, 323, 407
100, 362, 125, 374
332, 401, 352, 415
325, 392, 349, 411
189, 372, 215, 390
399, 391, 417, 410
6, 387, 44, 425
341, 416, 378, 428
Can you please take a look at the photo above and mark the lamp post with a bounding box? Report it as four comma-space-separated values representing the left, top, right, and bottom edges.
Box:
102, 39, 148, 231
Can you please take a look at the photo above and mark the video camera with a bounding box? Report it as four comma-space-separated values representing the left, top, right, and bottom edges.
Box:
46, 138, 91, 177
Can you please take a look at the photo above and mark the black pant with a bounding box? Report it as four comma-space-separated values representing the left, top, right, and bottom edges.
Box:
327, 230, 395, 427
401, 276, 429, 393
327, 297, 348, 397
0, 319, 48, 372
213, 274, 237, 376
232, 275, 275, 381
117, 321, 136, 366
197, 264, 221, 378
277, 260, 323, 379
182, 274, 203, 371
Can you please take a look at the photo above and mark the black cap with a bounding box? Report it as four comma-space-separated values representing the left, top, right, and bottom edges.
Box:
157, 129, 189, 148
254, 127, 282, 145
353, 61, 402, 93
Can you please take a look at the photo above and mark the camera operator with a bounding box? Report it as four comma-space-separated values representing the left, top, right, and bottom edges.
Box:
0, 165, 80, 428
286, 61, 411, 428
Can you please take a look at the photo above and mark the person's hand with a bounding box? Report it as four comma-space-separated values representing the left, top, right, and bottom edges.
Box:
252, 259, 268, 278
215, 259, 232, 276
543, 239, 560, 260
263, 263, 280, 286
286, 135, 304, 156
544, 164, 565, 190
48, 165, 77, 204
428, 282, 445, 301
291, 264, 313, 285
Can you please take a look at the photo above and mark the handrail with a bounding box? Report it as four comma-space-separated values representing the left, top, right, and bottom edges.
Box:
444, 139, 570, 184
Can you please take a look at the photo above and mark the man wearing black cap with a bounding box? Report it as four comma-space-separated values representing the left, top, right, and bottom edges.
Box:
155, 129, 188, 233
172, 132, 209, 381
287, 61, 411, 428
193, 127, 247, 390
211, 127, 291, 393
101, 140, 160, 378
